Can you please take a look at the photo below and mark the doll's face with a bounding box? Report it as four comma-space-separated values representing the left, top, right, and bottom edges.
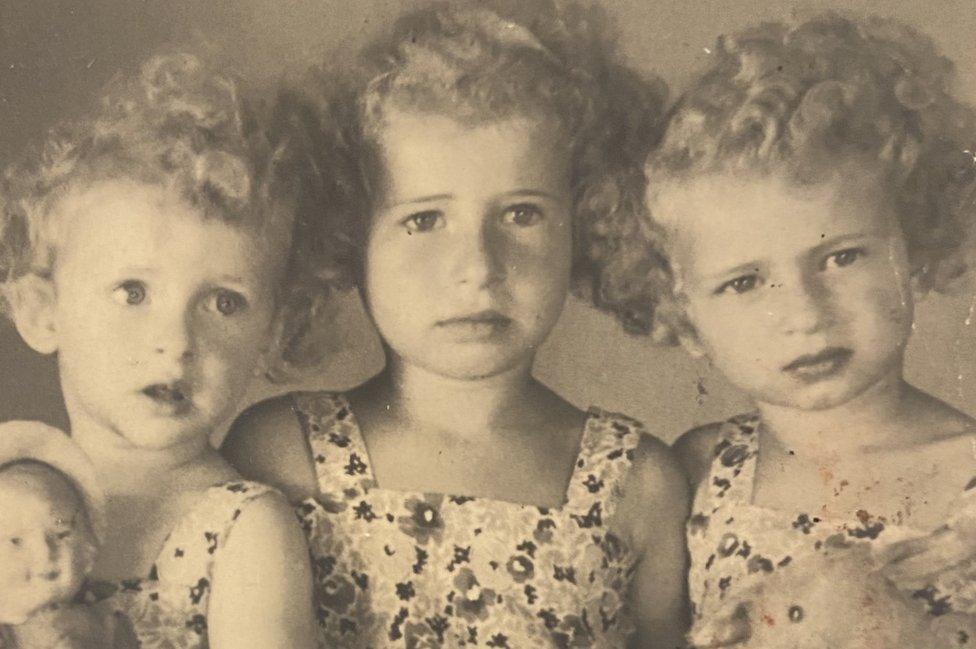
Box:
0, 462, 97, 625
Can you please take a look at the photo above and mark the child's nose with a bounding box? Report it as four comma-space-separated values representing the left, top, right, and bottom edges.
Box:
24, 534, 61, 580
152, 307, 196, 360
773, 279, 831, 336
454, 220, 506, 289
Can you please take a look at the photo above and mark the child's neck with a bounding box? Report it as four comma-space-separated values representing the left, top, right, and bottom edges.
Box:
69, 415, 221, 493
757, 368, 914, 457
376, 355, 549, 441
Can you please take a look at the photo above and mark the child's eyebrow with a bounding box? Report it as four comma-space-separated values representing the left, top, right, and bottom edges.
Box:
385, 193, 454, 208
504, 189, 561, 201
700, 260, 763, 282
815, 231, 882, 250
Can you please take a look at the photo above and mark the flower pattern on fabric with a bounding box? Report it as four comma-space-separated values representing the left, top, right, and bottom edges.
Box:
79, 481, 279, 648
687, 414, 976, 648
292, 392, 644, 648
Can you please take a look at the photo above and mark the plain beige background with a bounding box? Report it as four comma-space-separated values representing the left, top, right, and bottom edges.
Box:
1, 0, 974, 442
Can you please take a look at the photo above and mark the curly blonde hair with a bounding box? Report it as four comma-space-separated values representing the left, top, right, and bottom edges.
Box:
275, 0, 667, 327
0, 53, 345, 379
619, 13, 976, 342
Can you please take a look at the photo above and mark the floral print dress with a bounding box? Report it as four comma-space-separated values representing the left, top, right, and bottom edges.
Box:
292, 392, 644, 648
79, 481, 279, 648
687, 414, 976, 648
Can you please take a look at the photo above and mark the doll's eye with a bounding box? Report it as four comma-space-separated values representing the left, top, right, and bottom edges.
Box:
501, 203, 544, 227
822, 247, 865, 270
715, 274, 762, 295
113, 280, 147, 306
56, 530, 72, 540
402, 210, 445, 233
10, 536, 22, 547
207, 290, 248, 316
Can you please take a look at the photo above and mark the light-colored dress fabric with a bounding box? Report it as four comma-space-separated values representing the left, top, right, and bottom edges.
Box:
293, 391, 646, 648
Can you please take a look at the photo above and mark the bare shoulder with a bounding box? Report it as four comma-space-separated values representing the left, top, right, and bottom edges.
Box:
224, 489, 305, 548
672, 421, 724, 491
209, 488, 316, 649
220, 394, 318, 503
615, 432, 691, 551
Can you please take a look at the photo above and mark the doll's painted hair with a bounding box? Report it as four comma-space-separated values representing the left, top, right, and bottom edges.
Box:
0, 53, 345, 378
611, 13, 976, 341
276, 0, 667, 313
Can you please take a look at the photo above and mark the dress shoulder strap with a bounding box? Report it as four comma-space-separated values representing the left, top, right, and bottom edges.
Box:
290, 391, 377, 503
563, 408, 645, 527
696, 413, 761, 515
153, 481, 280, 588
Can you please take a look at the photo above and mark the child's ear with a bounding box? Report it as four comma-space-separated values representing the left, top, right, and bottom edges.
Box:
7, 274, 59, 355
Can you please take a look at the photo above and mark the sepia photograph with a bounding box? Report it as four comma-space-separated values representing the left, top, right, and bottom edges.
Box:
1, 0, 976, 646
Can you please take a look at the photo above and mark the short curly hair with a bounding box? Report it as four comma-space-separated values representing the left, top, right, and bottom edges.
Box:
0, 53, 343, 379
611, 13, 976, 342
276, 0, 667, 319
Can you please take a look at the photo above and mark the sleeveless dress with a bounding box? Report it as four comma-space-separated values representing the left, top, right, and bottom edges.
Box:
291, 392, 644, 648
687, 414, 976, 648
78, 481, 280, 648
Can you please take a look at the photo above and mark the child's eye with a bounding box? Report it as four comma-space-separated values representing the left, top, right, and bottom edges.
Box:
56, 530, 72, 540
206, 290, 248, 316
821, 247, 865, 270
715, 274, 762, 295
113, 280, 147, 306
401, 210, 445, 233
10, 536, 22, 547
501, 203, 544, 227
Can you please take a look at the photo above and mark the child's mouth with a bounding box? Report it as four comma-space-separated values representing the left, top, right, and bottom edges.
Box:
142, 383, 192, 411
782, 347, 853, 382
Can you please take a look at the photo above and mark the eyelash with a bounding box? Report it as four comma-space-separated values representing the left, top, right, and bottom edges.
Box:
713, 247, 867, 295
501, 203, 544, 227
112, 282, 247, 316
401, 210, 444, 233
113, 280, 147, 306
821, 247, 866, 270
205, 290, 248, 317
715, 274, 762, 296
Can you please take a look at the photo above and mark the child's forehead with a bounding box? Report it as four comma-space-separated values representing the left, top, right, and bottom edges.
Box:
375, 108, 572, 195
55, 178, 284, 252
377, 107, 564, 149
653, 170, 896, 272
653, 169, 892, 237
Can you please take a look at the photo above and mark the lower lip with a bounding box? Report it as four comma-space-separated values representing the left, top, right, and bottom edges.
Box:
784, 351, 853, 383
436, 318, 511, 341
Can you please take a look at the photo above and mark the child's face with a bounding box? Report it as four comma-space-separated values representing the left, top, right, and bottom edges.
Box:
47, 179, 285, 449
658, 170, 913, 411
0, 463, 96, 625
366, 110, 573, 380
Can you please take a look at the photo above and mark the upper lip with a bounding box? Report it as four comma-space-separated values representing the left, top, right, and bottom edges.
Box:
782, 347, 852, 372
436, 310, 511, 326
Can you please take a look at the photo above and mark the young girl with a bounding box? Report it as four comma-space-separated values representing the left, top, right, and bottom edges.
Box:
610, 14, 976, 648
0, 53, 319, 648
222, 2, 689, 646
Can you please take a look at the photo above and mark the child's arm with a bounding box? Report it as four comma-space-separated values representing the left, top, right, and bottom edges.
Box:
207, 491, 317, 649
616, 435, 691, 648
221, 396, 320, 503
